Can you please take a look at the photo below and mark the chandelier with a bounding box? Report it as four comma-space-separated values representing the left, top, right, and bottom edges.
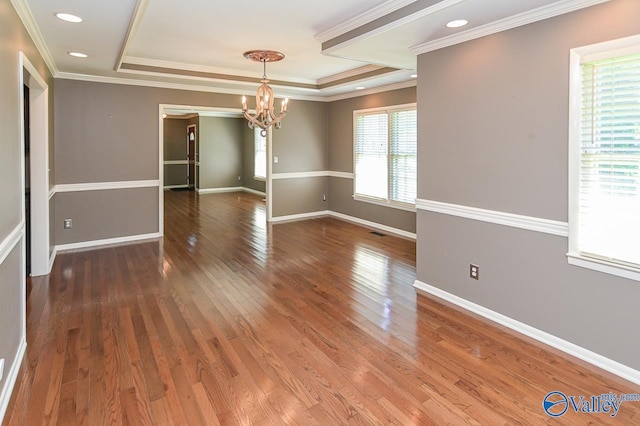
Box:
241, 50, 289, 137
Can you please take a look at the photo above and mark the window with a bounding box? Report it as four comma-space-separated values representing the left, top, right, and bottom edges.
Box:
569, 36, 640, 280
354, 104, 417, 209
254, 127, 266, 180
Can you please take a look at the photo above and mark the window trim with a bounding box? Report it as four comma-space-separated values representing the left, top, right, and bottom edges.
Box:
352, 103, 417, 210
567, 34, 640, 282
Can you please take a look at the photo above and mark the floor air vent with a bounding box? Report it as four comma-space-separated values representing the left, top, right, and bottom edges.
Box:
370, 231, 386, 237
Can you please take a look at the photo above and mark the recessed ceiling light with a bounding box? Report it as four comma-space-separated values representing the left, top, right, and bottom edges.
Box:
68, 52, 88, 58
446, 19, 468, 28
410, 74, 417, 78
355, 86, 365, 90
56, 13, 83, 23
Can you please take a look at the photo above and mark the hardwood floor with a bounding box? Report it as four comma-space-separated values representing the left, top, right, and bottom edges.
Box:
4, 191, 640, 425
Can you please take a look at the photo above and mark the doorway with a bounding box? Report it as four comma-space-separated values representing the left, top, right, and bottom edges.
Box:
187, 124, 196, 189
19, 52, 50, 277
23, 85, 31, 275
157, 104, 271, 235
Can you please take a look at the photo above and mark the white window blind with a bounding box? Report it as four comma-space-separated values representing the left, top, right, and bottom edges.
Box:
579, 53, 640, 267
355, 112, 388, 199
254, 127, 266, 179
390, 109, 417, 204
354, 105, 417, 207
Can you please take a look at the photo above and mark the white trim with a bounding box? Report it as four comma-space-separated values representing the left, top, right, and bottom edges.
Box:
56, 232, 161, 253
329, 211, 416, 240
325, 80, 416, 103
56, 72, 415, 103
268, 209, 416, 239
57, 72, 327, 102
317, 65, 390, 86
9, 0, 57, 75
0, 338, 27, 423
197, 187, 243, 194
411, 0, 611, 54
321, 0, 463, 53
158, 106, 164, 237
0, 222, 24, 266
315, 0, 416, 43
55, 180, 160, 193
567, 254, 640, 282
271, 211, 330, 223
413, 279, 640, 386
328, 171, 354, 179
271, 171, 355, 180
20, 52, 51, 276
416, 199, 568, 237
242, 187, 266, 197
48, 188, 55, 200
567, 34, 640, 283
124, 56, 316, 86
163, 160, 188, 165
272, 171, 329, 180
163, 185, 189, 190
114, 0, 150, 71
354, 195, 416, 212
49, 246, 57, 272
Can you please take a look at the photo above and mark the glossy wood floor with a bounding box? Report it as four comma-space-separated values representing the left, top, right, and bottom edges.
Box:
4, 191, 640, 425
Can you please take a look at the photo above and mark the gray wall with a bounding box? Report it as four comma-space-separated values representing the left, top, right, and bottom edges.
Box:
198, 117, 243, 189
242, 125, 266, 194
417, 0, 640, 369
327, 87, 416, 233
163, 118, 188, 187
0, 0, 54, 412
54, 79, 242, 244
53, 79, 332, 241
271, 100, 329, 217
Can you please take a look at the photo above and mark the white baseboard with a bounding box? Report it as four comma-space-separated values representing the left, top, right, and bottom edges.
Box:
163, 185, 189, 190
242, 187, 266, 197
48, 246, 57, 272
413, 280, 640, 386
270, 210, 330, 223
329, 211, 416, 240
0, 338, 27, 423
197, 187, 243, 194
56, 232, 161, 253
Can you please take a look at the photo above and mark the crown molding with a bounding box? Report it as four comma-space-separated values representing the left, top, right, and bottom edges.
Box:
56, 70, 416, 102
411, 0, 611, 55
123, 56, 317, 86
315, 0, 416, 43
317, 64, 385, 85
9, 0, 58, 76
321, 0, 464, 54
55, 71, 329, 102
324, 79, 416, 102
114, 0, 150, 71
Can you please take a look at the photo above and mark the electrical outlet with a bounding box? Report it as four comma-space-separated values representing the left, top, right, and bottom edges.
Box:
237, 176, 241, 181
0, 358, 4, 381
322, 194, 327, 201
273, 156, 279, 164
470, 264, 479, 280
64, 219, 72, 229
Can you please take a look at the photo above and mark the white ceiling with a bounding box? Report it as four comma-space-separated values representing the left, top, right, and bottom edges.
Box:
17, 0, 609, 100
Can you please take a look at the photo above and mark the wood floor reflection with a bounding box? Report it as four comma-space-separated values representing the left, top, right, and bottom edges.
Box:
4, 191, 640, 425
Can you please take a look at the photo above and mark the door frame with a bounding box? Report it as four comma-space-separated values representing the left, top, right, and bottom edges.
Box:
186, 124, 197, 189
158, 104, 270, 235
19, 52, 50, 277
